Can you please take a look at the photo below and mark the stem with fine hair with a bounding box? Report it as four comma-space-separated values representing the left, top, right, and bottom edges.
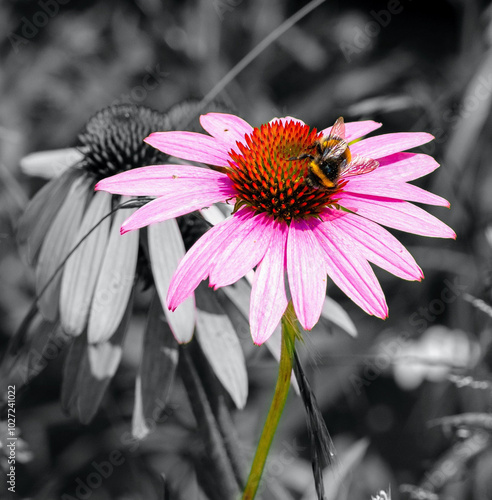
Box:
242, 302, 298, 500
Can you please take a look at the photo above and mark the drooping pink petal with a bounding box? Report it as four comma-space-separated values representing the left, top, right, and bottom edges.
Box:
209, 209, 273, 288
287, 219, 327, 330
95, 165, 231, 196
250, 220, 289, 345
119, 178, 236, 233
321, 209, 423, 281
167, 210, 250, 310
308, 218, 388, 319
344, 177, 450, 206
145, 131, 231, 166
199, 113, 253, 152
350, 132, 434, 159
338, 192, 456, 239
321, 120, 382, 142
364, 153, 440, 182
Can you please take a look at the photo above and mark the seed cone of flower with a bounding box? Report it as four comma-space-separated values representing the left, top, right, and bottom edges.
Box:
96, 113, 455, 345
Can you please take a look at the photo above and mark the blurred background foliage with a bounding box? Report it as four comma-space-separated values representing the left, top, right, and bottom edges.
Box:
1, 0, 492, 499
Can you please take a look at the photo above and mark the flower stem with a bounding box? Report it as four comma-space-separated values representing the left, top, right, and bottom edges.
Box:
242, 303, 298, 500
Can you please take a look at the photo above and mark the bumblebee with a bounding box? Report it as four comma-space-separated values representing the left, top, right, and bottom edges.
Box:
293, 117, 379, 190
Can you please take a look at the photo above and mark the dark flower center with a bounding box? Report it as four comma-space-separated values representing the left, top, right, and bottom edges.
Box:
227, 120, 341, 222
78, 104, 168, 178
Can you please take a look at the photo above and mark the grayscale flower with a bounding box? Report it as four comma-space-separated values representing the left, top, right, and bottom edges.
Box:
15, 103, 247, 426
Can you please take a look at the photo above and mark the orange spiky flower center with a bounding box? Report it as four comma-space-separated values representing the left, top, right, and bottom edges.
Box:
226, 120, 342, 222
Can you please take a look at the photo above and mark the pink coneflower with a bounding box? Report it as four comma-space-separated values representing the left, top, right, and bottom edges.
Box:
96, 113, 455, 345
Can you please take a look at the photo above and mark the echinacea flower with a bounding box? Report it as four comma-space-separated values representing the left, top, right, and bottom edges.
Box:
96, 112, 455, 345
16, 104, 251, 424
18, 104, 180, 343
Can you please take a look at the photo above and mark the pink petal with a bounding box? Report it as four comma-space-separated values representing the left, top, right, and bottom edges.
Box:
287, 220, 327, 330
119, 178, 236, 233
145, 131, 231, 166
199, 113, 253, 151
95, 165, 230, 196
250, 220, 289, 345
365, 153, 440, 182
309, 218, 388, 318
167, 210, 250, 310
350, 133, 434, 159
209, 209, 273, 288
321, 209, 423, 281
338, 193, 456, 239
344, 177, 450, 206
321, 120, 382, 142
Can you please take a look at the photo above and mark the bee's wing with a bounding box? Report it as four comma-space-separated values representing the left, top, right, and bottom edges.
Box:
328, 116, 345, 139
321, 138, 348, 160
342, 155, 379, 177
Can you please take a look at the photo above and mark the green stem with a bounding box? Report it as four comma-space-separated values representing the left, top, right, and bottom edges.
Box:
242, 303, 298, 500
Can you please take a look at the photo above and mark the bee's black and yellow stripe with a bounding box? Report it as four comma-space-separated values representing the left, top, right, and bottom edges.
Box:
307, 138, 352, 189
309, 160, 336, 189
